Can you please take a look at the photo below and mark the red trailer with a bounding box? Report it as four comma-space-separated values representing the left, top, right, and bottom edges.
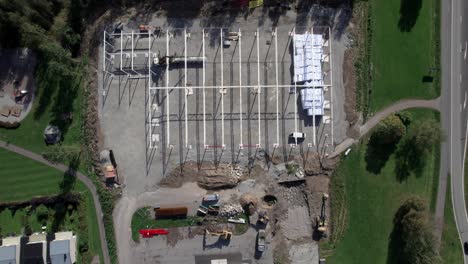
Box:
139, 229, 169, 238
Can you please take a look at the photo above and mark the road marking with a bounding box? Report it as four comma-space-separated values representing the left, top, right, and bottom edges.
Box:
465, 42, 467, 59
464, 91, 467, 108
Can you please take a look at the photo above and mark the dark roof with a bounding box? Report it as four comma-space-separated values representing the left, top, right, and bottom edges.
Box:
22, 242, 44, 264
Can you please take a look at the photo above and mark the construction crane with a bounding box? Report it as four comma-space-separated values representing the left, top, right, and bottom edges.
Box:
316, 193, 328, 235
205, 229, 232, 240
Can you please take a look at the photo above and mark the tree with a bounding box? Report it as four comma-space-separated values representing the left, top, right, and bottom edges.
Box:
390, 196, 440, 264
365, 114, 406, 174
36, 205, 49, 223
372, 114, 406, 145
396, 111, 413, 127
409, 120, 441, 154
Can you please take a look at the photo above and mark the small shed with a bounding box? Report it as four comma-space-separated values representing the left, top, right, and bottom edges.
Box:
44, 125, 62, 145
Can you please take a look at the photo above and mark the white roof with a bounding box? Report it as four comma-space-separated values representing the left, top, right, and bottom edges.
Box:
0, 245, 16, 264
50, 232, 76, 264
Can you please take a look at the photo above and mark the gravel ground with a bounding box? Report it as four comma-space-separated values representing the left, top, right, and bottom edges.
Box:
97, 3, 350, 263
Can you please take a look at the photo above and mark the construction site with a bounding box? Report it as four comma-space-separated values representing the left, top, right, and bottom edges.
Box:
98, 2, 350, 264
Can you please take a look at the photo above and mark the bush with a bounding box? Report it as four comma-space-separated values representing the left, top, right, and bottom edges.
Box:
396, 111, 413, 127
36, 205, 49, 222
78, 234, 89, 253
41, 145, 81, 164
372, 114, 406, 145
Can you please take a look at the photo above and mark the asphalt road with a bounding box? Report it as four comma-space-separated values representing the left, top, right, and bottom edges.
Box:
0, 140, 111, 264
443, 0, 468, 262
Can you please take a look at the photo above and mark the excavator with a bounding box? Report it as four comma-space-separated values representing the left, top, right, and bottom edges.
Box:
205, 229, 232, 240
316, 193, 328, 235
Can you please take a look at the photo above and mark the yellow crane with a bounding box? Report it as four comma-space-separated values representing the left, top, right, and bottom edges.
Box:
205, 229, 232, 240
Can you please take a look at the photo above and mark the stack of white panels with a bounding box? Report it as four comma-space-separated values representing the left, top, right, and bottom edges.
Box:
293, 33, 325, 84
300, 86, 324, 116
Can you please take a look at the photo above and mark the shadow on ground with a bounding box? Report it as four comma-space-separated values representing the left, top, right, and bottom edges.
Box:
365, 136, 398, 174
398, 0, 422, 32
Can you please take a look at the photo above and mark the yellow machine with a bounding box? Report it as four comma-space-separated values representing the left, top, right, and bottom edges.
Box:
258, 211, 269, 225
205, 230, 232, 240
316, 193, 328, 233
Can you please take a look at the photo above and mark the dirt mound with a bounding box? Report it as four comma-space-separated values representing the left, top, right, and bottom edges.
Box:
159, 162, 199, 188
302, 153, 339, 175
160, 162, 243, 190
198, 170, 240, 190
239, 193, 258, 214
303, 153, 322, 175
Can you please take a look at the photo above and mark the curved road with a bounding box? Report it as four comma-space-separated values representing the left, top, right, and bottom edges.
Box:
0, 140, 111, 264
331, 98, 440, 157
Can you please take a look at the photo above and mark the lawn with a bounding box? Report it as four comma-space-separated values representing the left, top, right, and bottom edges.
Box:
0, 61, 85, 154
440, 178, 463, 263
0, 148, 102, 263
369, 0, 439, 113
0, 147, 65, 201
327, 109, 440, 264
131, 207, 202, 242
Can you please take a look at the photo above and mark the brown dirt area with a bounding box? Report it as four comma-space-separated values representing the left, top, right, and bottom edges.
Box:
343, 48, 358, 126
166, 227, 182, 247
304, 176, 330, 228
160, 161, 257, 190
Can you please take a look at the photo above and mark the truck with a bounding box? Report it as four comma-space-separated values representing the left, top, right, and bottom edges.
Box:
257, 230, 266, 252
202, 194, 220, 204
99, 150, 117, 182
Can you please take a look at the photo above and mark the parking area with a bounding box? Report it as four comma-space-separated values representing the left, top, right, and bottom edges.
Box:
133, 227, 272, 264
102, 25, 334, 176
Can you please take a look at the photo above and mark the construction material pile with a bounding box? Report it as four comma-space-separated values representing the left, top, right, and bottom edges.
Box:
219, 203, 244, 218
198, 163, 243, 190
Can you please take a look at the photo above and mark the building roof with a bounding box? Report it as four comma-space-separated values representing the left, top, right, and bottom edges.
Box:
0, 236, 21, 264
22, 242, 45, 264
50, 232, 76, 264
0, 245, 16, 264
50, 240, 71, 264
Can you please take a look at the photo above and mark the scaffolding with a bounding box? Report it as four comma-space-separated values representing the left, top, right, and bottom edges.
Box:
101, 26, 334, 157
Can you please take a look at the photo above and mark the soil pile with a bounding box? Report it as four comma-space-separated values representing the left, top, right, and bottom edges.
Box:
160, 162, 243, 190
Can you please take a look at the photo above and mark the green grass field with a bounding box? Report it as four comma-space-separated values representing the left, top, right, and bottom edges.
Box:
0, 148, 65, 201
440, 178, 463, 263
327, 109, 440, 264
0, 62, 84, 154
369, 0, 439, 113
131, 207, 202, 242
0, 148, 102, 262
